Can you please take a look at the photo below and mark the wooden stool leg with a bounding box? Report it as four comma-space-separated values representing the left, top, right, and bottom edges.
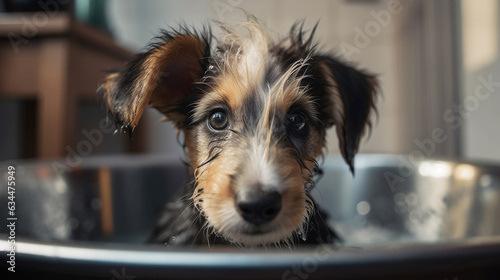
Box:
37, 39, 70, 159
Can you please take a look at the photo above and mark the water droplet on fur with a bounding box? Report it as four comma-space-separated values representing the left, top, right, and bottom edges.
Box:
113, 129, 119, 135
120, 124, 129, 134
171, 236, 176, 241
209, 65, 214, 70
164, 243, 170, 247
298, 228, 307, 241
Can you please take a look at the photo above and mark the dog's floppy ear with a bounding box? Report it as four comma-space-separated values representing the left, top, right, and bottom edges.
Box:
99, 30, 211, 130
313, 55, 378, 174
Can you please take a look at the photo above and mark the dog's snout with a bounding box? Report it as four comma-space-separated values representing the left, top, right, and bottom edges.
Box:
236, 191, 281, 226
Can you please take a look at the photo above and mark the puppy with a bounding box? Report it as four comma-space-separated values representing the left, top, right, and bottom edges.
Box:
99, 15, 377, 247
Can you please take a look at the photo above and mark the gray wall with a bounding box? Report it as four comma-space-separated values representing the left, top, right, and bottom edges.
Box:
460, 0, 500, 162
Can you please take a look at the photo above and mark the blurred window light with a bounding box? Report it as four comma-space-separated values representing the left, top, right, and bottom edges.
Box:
418, 162, 452, 178
461, 0, 499, 72
454, 164, 476, 180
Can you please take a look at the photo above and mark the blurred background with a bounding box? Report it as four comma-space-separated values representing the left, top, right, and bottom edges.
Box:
0, 0, 499, 164
1, 4, 500, 276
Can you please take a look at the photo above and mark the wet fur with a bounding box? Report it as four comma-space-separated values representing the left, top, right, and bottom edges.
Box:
99, 16, 377, 247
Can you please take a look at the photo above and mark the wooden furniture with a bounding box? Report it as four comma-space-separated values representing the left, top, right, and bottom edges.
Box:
0, 12, 143, 159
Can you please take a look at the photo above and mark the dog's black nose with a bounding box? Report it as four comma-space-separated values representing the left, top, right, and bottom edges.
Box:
235, 191, 281, 225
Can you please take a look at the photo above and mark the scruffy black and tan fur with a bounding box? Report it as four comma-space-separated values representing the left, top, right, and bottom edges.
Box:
99, 15, 377, 247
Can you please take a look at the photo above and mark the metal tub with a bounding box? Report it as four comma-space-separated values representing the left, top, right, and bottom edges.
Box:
1, 154, 499, 279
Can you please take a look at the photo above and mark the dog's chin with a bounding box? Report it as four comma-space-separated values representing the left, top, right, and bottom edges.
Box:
215, 220, 302, 247
223, 229, 293, 247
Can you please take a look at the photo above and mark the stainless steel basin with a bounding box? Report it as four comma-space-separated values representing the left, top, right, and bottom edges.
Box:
1, 154, 499, 279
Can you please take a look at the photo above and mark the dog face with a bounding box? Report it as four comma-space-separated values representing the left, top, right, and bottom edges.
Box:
100, 18, 377, 246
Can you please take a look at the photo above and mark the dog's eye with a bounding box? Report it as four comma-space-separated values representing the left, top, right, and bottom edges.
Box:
209, 111, 229, 130
287, 113, 306, 132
